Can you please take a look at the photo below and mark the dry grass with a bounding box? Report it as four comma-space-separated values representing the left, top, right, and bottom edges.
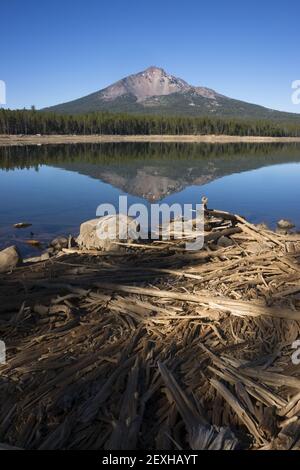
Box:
1, 134, 300, 146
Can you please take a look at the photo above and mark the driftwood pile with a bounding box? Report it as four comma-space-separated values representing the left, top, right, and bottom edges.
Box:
1, 207, 300, 450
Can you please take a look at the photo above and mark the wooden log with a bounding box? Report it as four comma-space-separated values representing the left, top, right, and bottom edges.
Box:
95, 283, 300, 321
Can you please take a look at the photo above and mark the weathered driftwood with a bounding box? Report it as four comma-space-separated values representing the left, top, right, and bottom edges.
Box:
158, 362, 240, 450
0, 206, 300, 450
94, 283, 300, 321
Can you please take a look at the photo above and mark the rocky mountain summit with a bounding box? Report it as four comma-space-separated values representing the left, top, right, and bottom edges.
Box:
45, 66, 300, 120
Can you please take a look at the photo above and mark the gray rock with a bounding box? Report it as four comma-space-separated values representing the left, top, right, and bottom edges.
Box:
13, 222, 32, 229
277, 219, 295, 230
0, 246, 22, 273
50, 236, 69, 250
217, 236, 235, 248
77, 215, 139, 251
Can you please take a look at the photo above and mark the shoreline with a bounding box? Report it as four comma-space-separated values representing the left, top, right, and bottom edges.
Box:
1, 134, 300, 146
1, 208, 300, 449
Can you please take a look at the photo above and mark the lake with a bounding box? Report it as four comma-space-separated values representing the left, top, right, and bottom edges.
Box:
1, 142, 300, 256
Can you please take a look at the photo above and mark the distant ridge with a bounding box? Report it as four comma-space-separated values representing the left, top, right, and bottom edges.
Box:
44, 66, 300, 121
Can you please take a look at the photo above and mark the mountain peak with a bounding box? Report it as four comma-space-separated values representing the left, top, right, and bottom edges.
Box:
144, 65, 165, 73
100, 66, 190, 102
44, 67, 300, 121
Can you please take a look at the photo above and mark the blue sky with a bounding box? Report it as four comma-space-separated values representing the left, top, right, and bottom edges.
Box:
1, 0, 300, 112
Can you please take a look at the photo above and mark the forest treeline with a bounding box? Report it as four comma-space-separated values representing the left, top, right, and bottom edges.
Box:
1, 108, 300, 137
1, 142, 300, 172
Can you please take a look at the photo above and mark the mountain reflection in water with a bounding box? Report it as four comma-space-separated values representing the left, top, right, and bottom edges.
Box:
1, 142, 300, 255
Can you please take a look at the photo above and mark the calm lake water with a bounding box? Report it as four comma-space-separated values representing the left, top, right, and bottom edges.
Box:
1, 142, 300, 256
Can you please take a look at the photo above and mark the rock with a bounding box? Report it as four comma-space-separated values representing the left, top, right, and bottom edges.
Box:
217, 236, 235, 248
13, 222, 32, 229
50, 237, 69, 250
208, 243, 219, 251
25, 239, 41, 247
0, 246, 21, 273
277, 219, 295, 230
77, 215, 139, 251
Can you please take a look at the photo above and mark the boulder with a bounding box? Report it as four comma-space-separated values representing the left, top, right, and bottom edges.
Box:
277, 219, 295, 230
0, 246, 22, 273
217, 236, 235, 248
13, 222, 32, 229
77, 215, 139, 251
50, 236, 69, 250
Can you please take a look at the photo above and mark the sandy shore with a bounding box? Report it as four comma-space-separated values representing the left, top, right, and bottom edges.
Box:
1, 134, 300, 146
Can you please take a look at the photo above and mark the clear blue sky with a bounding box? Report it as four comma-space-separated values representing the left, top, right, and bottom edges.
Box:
1, 0, 300, 112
